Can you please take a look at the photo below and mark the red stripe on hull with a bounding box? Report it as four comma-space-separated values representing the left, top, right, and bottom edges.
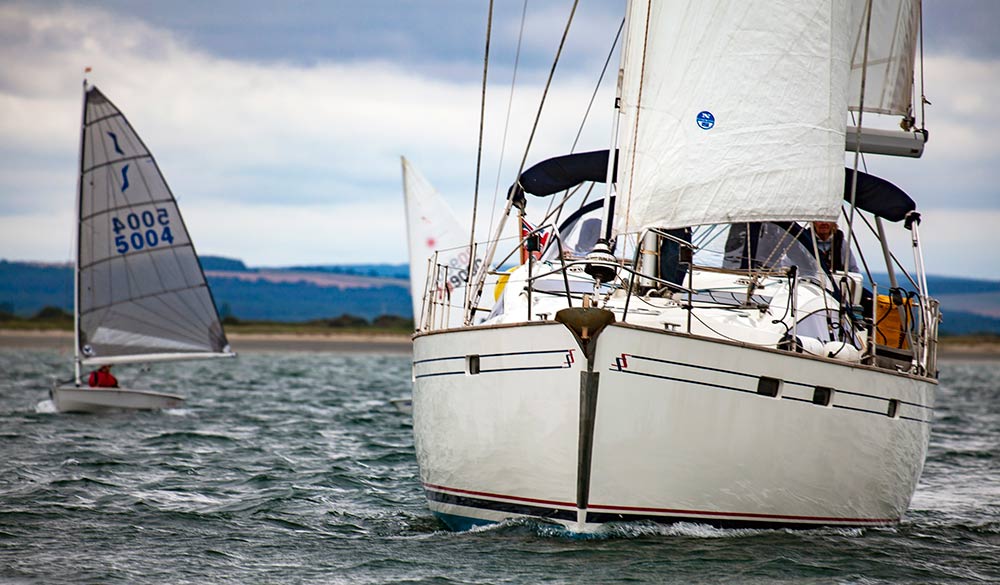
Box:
424, 483, 897, 524
423, 483, 574, 508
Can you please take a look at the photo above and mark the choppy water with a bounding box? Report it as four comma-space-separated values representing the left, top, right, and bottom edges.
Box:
1, 348, 997, 584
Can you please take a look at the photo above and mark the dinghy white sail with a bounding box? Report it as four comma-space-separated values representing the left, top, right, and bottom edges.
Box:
52, 83, 235, 413
413, 0, 939, 532
402, 156, 495, 330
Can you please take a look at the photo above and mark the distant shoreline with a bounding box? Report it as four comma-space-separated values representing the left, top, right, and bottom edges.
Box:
933, 343, 1000, 362
2, 328, 997, 361
0, 329, 412, 354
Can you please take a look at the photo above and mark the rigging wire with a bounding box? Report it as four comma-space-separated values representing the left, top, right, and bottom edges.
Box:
465, 0, 579, 321
844, 204, 875, 283
515, 0, 579, 180
544, 16, 625, 225
855, 211, 921, 292
617, 0, 654, 238
508, 0, 579, 273
487, 0, 529, 242
840, 0, 873, 327
570, 18, 624, 155
465, 0, 494, 314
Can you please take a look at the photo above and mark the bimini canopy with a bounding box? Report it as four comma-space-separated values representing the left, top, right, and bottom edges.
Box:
847, 170, 915, 222
508, 150, 617, 206
510, 150, 914, 223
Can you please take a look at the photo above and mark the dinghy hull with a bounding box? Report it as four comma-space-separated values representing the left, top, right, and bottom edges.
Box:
413, 321, 934, 532
52, 385, 184, 413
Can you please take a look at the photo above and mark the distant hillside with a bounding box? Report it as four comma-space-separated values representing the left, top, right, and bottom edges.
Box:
0, 260, 73, 317
0, 258, 412, 321
3, 258, 1000, 332
200, 256, 251, 272
939, 311, 1000, 337
934, 291, 1000, 319
871, 273, 1000, 296
207, 269, 407, 290
924, 275, 1000, 295
210, 278, 410, 321
869, 273, 1000, 333
280, 263, 409, 280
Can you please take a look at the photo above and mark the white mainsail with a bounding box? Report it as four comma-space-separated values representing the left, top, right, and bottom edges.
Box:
614, 0, 859, 235
401, 157, 476, 327
76, 86, 231, 367
847, 0, 919, 117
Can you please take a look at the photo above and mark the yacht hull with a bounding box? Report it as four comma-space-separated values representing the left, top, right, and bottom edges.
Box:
412, 321, 934, 532
51, 385, 185, 413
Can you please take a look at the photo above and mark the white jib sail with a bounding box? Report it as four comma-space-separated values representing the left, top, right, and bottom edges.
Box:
847, 0, 919, 117
401, 157, 476, 325
614, 0, 860, 236
77, 86, 231, 363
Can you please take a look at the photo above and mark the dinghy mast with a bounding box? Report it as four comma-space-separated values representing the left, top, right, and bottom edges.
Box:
73, 78, 88, 386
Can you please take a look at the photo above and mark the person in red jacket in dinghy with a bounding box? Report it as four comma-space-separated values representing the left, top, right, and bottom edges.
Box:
88, 364, 119, 388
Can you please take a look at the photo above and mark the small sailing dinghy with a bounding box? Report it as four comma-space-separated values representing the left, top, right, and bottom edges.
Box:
51, 83, 235, 413
412, 0, 940, 532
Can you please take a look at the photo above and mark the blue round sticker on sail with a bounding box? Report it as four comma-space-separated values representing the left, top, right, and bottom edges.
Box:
696, 111, 715, 130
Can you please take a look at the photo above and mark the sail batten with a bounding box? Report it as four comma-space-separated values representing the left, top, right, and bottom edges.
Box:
614, 0, 859, 235
76, 86, 230, 363
82, 154, 153, 175
77, 242, 196, 272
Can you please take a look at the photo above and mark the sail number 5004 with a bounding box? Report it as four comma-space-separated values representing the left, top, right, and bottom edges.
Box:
112, 209, 175, 254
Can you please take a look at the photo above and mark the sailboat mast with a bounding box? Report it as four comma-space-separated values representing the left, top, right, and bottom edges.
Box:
72, 80, 88, 386
598, 2, 634, 245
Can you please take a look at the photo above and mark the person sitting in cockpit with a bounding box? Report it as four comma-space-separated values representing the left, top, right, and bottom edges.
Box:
803, 221, 859, 273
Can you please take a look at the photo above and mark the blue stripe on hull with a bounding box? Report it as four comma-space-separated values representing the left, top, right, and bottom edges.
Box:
433, 511, 497, 532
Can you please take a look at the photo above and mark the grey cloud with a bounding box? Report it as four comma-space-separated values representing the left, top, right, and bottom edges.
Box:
72, 0, 623, 79
923, 0, 1000, 58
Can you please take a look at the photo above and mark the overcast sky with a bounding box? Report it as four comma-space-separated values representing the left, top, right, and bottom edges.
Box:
0, 0, 997, 279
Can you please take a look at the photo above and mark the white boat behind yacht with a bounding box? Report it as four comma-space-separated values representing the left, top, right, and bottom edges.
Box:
412, 0, 938, 532
51, 83, 235, 413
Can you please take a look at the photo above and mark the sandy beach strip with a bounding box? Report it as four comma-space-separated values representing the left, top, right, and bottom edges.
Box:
227, 332, 412, 354
0, 329, 412, 354
936, 343, 1000, 362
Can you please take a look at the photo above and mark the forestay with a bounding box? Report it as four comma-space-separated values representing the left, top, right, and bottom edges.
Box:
77, 87, 230, 365
614, 0, 860, 235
